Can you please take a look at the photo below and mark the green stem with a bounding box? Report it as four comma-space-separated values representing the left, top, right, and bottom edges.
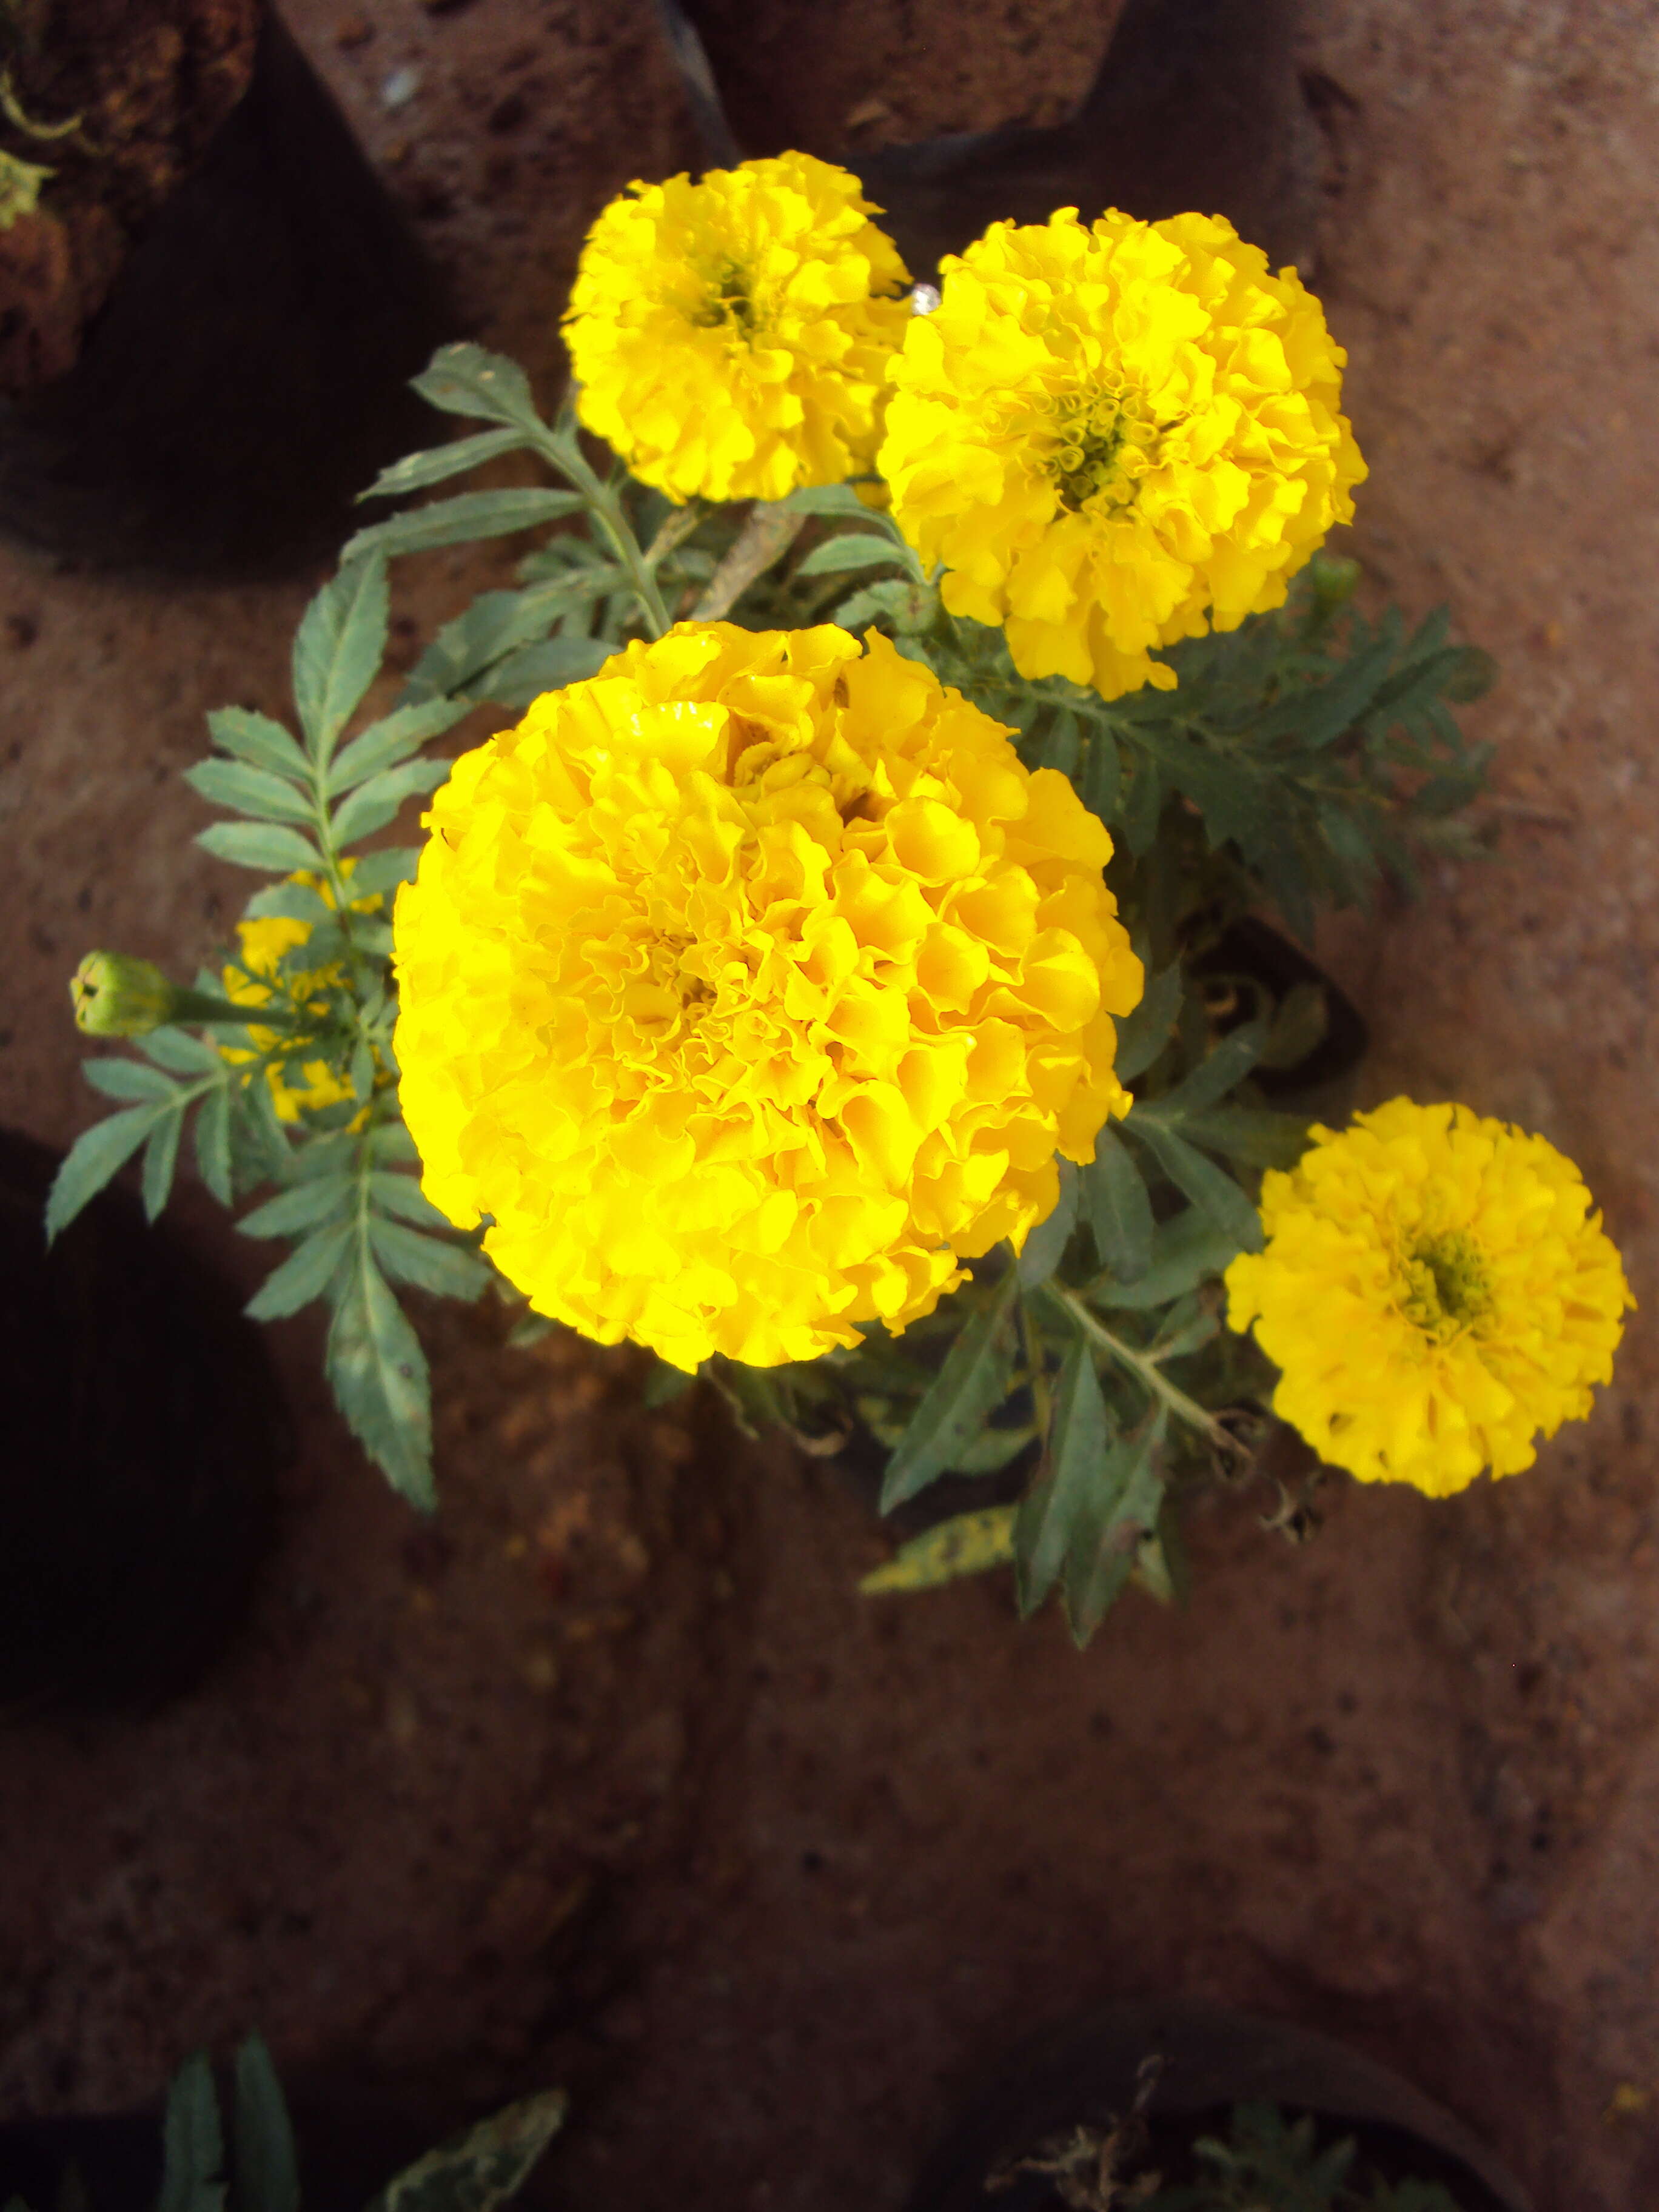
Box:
529, 418, 672, 640
1050, 1285, 1233, 1449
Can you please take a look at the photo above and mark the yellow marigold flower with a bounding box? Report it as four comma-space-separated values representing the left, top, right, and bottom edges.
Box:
1224, 1098, 1636, 1497
879, 208, 1367, 700
221, 866, 383, 1124
393, 620, 1143, 1372
563, 152, 912, 504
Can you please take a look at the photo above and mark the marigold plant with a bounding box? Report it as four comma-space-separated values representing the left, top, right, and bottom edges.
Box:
879, 208, 1366, 700
393, 620, 1143, 1371
220, 866, 385, 1123
565, 153, 912, 504
1223, 1099, 1635, 1495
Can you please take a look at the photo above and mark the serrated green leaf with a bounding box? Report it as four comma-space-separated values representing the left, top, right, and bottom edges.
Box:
341, 488, 585, 566
1082, 729, 1121, 822
1121, 747, 1165, 854
245, 1222, 353, 1319
369, 1119, 421, 1165
232, 2037, 298, 2212
1111, 957, 1182, 1083
367, 1172, 449, 1228
366, 2090, 568, 2212
330, 758, 452, 847
879, 1262, 1021, 1512
950, 1421, 1039, 1474
1126, 1118, 1264, 1252
1260, 979, 1329, 1070
45, 1105, 166, 1241
239, 1174, 355, 1239
195, 1081, 234, 1205
1081, 1124, 1155, 1283
1176, 1104, 1312, 1170
862, 1506, 1017, 1594
1087, 1204, 1241, 1310
327, 697, 472, 794
794, 531, 905, 580
476, 634, 615, 705
184, 759, 318, 825
777, 483, 870, 517
1014, 1334, 1114, 1618
243, 878, 334, 925
139, 1026, 230, 1074
1150, 1017, 1269, 1118
344, 847, 421, 902
206, 708, 310, 782
83, 1057, 178, 1104
1015, 1158, 1079, 1289
369, 1219, 495, 1300
140, 1109, 183, 1222
1063, 1410, 1167, 1646
156, 2052, 224, 2212
292, 555, 389, 757
360, 425, 532, 503
198, 821, 323, 874
327, 1241, 434, 1506
410, 344, 548, 435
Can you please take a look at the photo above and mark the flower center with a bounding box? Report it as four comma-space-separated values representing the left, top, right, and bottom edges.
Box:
1048, 384, 1162, 515
646, 931, 715, 1025
693, 258, 759, 337
1398, 1227, 1491, 1338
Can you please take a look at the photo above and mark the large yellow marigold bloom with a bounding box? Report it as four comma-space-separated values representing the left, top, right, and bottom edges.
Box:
879, 208, 1367, 700
1224, 1099, 1635, 1497
393, 621, 1143, 1372
563, 153, 912, 505
221, 866, 383, 1123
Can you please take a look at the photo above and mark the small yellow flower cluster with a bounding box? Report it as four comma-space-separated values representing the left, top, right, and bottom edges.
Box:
880, 210, 1366, 699
565, 152, 913, 504
221, 867, 383, 1124
392, 622, 1143, 1371
1224, 1099, 1635, 1496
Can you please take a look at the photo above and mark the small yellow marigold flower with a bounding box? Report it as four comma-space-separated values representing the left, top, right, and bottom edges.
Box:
392, 620, 1144, 1372
1224, 1098, 1636, 1497
221, 866, 383, 1124
564, 152, 913, 504
879, 207, 1367, 700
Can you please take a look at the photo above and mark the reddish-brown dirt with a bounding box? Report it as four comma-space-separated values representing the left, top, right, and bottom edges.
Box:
2, 4, 1657, 2211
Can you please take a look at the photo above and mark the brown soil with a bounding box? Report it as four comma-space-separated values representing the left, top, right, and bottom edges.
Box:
2, 4, 1657, 2211
0, 0, 260, 388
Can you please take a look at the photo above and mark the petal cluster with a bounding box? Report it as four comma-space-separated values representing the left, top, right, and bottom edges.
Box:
392, 621, 1144, 1371
221, 868, 380, 1124
879, 208, 1367, 699
564, 153, 912, 505
1224, 1098, 1635, 1496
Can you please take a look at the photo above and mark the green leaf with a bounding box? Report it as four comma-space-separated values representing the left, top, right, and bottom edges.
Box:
238, 1174, 355, 1239
292, 555, 390, 756
184, 759, 318, 825
140, 1026, 233, 1074
1063, 1410, 1167, 1646
1261, 978, 1329, 1070
1013, 1334, 1114, 1617
794, 531, 906, 580
1090, 1204, 1247, 1309
206, 708, 310, 782
197, 821, 323, 873
476, 635, 615, 705
1121, 746, 1165, 854
862, 1505, 1017, 1594
83, 1057, 178, 1104
365, 2091, 568, 2212
327, 1242, 434, 1507
879, 1262, 1021, 1512
410, 344, 548, 436
643, 1356, 696, 1406
232, 2037, 299, 2212
950, 1421, 1039, 1475
1080, 1124, 1155, 1283
346, 847, 421, 902
833, 577, 938, 634
243, 877, 335, 926
327, 697, 472, 794
367, 1172, 449, 1228
1082, 729, 1121, 822
369, 1219, 495, 1300
777, 483, 870, 517
1175, 1104, 1312, 1170
330, 758, 452, 847
1111, 957, 1182, 1083
1272, 623, 1401, 749
45, 1104, 166, 1241
194, 1081, 234, 1205
141, 1109, 183, 1222
360, 425, 532, 502
369, 1119, 421, 1165
1015, 1158, 1079, 1289
1126, 1118, 1264, 1252
1151, 1016, 1269, 1118
155, 2051, 225, 2212
244, 1222, 354, 1319
341, 488, 585, 566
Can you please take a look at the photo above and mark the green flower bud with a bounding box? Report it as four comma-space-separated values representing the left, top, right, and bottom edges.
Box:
70, 953, 179, 1037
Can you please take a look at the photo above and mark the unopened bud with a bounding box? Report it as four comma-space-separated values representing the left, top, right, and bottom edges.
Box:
71, 953, 178, 1037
